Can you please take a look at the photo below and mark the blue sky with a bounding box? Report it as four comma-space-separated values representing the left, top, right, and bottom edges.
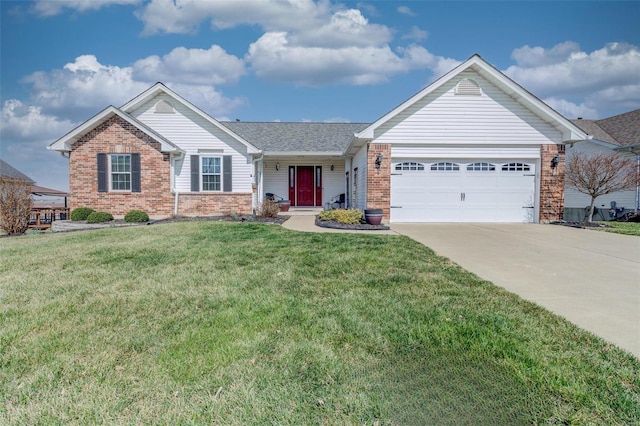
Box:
1, 0, 639, 191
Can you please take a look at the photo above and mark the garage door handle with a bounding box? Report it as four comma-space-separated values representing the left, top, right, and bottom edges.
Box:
522, 206, 535, 209
461, 192, 465, 201
390, 206, 402, 209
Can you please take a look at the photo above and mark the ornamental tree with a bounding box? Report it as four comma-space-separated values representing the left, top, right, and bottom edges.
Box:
565, 151, 636, 222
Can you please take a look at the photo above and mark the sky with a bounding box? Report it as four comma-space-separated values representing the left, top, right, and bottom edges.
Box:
1, 0, 639, 192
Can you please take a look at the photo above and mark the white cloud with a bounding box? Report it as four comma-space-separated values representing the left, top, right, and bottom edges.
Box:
397, 6, 416, 16
0, 100, 77, 191
137, 0, 333, 35
32, 0, 141, 16
511, 41, 581, 67
132, 45, 246, 85
543, 97, 598, 119
1, 100, 76, 142
402, 26, 429, 42
21, 55, 244, 120
505, 42, 640, 117
246, 33, 456, 86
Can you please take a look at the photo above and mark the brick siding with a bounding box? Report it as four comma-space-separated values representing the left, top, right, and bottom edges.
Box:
539, 144, 565, 222
68, 115, 253, 218
366, 143, 391, 218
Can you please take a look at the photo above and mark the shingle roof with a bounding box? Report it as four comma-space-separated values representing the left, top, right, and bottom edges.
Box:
571, 109, 640, 147
0, 159, 34, 183
220, 122, 370, 153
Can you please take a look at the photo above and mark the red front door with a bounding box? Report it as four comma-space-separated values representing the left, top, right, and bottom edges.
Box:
296, 166, 314, 206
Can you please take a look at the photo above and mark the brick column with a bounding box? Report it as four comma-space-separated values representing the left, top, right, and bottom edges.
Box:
366, 143, 391, 219
539, 144, 565, 222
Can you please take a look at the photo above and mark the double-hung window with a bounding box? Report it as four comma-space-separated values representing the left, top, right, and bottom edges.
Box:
202, 157, 221, 191
111, 154, 131, 191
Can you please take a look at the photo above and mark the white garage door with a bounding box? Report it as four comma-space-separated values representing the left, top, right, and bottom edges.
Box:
391, 160, 536, 222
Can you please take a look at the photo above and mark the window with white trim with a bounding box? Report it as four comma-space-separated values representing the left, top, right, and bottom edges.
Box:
111, 154, 131, 190
501, 162, 530, 172
467, 162, 495, 171
202, 157, 221, 191
395, 162, 425, 171
431, 162, 460, 171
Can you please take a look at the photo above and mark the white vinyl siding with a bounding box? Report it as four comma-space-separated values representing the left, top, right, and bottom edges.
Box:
564, 141, 636, 209
262, 158, 345, 207
130, 93, 253, 193
373, 69, 562, 145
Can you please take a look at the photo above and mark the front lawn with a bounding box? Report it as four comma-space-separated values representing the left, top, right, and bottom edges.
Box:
599, 221, 640, 236
1, 222, 638, 424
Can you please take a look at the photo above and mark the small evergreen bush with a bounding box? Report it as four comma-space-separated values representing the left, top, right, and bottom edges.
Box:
70, 207, 95, 221
124, 210, 149, 223
319, 209, 364, 224
86, 211, 114, 224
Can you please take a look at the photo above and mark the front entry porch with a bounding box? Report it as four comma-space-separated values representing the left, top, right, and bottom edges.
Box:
259, 158, 348, 209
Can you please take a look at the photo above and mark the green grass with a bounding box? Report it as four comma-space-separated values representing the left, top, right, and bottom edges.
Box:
598, 221, 640, 236
1, 222, 639, 424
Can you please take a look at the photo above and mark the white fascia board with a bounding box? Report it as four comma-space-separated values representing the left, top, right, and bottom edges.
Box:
263, 151, 344, 157
343, 135, 368, 156
48, 106, 183, 154
120, 82, 261, 155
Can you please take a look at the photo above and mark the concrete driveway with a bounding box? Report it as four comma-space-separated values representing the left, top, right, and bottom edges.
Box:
392, 223, 640, 358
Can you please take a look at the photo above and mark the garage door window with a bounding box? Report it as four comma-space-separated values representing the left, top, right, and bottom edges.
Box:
467, 162, 495, 171
501, 163, 530, 172
431, 162, 459, 171
395, 162, 425, 171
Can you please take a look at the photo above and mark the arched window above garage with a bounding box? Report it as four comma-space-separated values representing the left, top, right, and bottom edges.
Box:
430, 162, 460, 171
467, 162, 496, 171
395, 162, 425, 171
501, 162, 530, 171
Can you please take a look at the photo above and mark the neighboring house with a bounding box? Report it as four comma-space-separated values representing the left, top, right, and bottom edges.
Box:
0, 159, 35, 184
564, 109, 640, 221
49, 54, 586, 223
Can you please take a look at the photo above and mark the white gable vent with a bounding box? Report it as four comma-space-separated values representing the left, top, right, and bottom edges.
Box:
155, 100, 175, 114
455, 78, 482, 96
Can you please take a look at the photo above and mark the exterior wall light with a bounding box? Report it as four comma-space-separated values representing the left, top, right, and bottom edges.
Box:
330, 164, 334, 171
276, 162, 280, 171
551, 155, 560, 168
375, 153, 383, 170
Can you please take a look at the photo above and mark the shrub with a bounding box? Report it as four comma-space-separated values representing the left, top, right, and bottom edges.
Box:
0, 177, 33, 236
70, 207, 95, 221
319, 209, 364, 225
257, 200, 280, 218
124, 210, 149, 223
86, 211, 114, 224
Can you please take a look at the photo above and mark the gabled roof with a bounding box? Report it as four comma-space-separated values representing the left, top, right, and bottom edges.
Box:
571, 109, 640, 149
352, 54, 587, 144
48, 105, 183, 153
0, 159, 35, 183
221, 121, 369, 155
120, 83, 261, 154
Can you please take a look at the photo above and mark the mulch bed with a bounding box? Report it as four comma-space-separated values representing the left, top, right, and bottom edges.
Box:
550, 221, 613, 229
315, 216, 390, 230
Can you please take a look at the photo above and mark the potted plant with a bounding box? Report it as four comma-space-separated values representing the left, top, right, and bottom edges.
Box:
277, 199, 291, 212
364, 208, 383, 225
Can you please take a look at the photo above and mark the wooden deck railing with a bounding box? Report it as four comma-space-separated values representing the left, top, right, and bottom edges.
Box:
29, 207, 70, 230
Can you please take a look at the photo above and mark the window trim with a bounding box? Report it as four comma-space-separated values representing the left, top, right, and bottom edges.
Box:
110, 154, 131, 192
201, 156, 222, 192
